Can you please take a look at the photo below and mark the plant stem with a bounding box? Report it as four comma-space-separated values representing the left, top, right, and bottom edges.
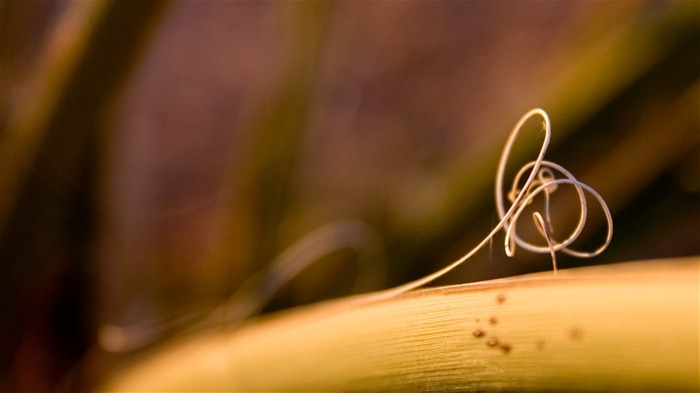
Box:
101, 257, 699, 392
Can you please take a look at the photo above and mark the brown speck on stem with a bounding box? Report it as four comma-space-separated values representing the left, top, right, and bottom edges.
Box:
496, 293, 507, 304
472, 329, 485, 338
568, 327, 584, 341
486, 337, 499, 347
488, 316, 498, 325
500, 343, 511, 354
535, 340, 546, 350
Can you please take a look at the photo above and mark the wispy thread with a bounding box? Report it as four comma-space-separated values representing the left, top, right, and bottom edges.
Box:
98, 108, 613, 352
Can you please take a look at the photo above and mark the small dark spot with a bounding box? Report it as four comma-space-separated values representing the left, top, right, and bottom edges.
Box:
475, 318, 481, 323
486, 337, 499, 347
535, 340, 546, 350
500, 343, 511, 354
568, 327, 584, 341
496, 293, 507, 304
488, 316, 498, 325
472, 329, 485, 338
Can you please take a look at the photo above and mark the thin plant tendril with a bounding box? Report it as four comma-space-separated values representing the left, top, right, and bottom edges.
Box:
99, 220, 387, 352
533, 211, 557, 274
98, 108, 613, 352
365, 108, 613, 300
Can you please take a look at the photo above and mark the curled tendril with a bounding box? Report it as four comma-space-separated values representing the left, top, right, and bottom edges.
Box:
497, 110, 613, 264
98, 108, 613, 353
376, 108, 613, 297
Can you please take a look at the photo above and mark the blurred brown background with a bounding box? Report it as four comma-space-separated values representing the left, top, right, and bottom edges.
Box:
1, 1, 698, 391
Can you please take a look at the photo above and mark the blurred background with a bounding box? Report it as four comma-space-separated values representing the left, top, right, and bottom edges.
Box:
1, 0, 698, 391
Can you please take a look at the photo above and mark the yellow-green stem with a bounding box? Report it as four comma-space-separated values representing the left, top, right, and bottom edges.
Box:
101, 257, 699, 392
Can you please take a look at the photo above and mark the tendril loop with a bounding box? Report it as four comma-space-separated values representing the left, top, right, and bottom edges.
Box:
496, 110, 613, 265
383, 108, 613, 296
